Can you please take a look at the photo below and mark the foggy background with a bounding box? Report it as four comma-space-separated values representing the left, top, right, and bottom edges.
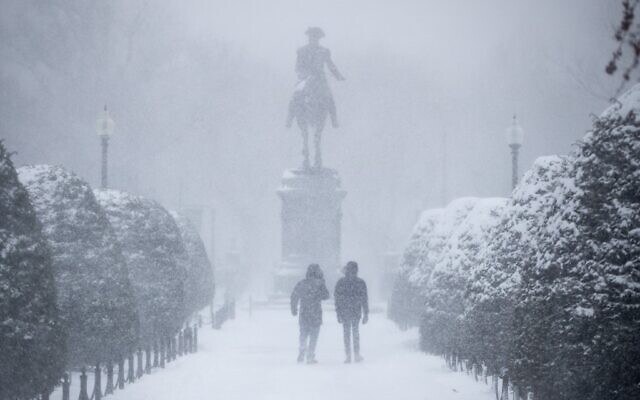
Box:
0, 0, 623, 297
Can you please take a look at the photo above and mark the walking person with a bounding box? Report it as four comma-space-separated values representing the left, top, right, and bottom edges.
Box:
290, 264, 330, 364
334, 261, 369, 363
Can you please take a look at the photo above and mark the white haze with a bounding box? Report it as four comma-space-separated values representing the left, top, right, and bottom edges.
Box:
0, 0, 623, 296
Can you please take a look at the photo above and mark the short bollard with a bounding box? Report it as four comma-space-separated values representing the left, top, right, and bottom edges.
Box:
62, 373, 70, 400
78, 367, 89, 400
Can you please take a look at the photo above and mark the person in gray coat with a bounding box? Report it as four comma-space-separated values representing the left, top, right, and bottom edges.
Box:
291, 264, 330, 364
334, 261, 369, 363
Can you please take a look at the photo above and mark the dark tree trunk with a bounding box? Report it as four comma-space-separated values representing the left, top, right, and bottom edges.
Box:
105, 361, 114, 395
62, 373, 70, 400
127, 354, 135, 382
500, 375, 509, 400
166, 336, 172, 363
145, 346, 151, 374
153, 340, 159, 368
78, 367, 90, 400
136, 348, 143, 378
194, 325, 198, 352
160, 337, 166, 368
172, 336, 177, 360
117, 358, 125, 389
178, 331, 184, 356
93, 363, 102, 400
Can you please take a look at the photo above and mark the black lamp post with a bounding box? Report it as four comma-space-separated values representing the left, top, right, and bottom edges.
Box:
505, 115, 524, 190
96, 105, 115, 189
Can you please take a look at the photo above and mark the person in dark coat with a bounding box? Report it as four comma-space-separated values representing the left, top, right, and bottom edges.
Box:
291, 263, 330, 364
334, 261, 369, 363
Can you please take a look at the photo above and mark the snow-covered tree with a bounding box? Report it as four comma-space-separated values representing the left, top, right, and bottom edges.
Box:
515, 86, 640, 400
388, 208, 443, 328
95, 189, 187, 342
18, 165, 138, 367
421, 198, 506, 361
461, 156, 574, 398
170, 211, 215, 316
389, 199, 479, 331
0, 145, 65, 399
573, 91, 640, 400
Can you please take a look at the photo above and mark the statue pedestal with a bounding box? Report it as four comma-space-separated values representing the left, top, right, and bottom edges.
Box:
273, 168, 346, 296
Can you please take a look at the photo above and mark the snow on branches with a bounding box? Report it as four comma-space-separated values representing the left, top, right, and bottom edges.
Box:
391, 84, 640, 400
0, 144, 65, 399
170, 211, 215, 317
95, 189, 188, 341
18, 165, 138, 367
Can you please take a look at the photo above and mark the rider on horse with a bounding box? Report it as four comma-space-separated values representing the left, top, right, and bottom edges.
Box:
287, 27, 345, 129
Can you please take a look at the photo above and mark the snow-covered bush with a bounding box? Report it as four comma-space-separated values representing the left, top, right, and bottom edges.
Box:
462, 156, 574, 396
511, 86, 640, 400
18, 165, 138, 368
394, 84, 640, 400
421, 198, 506, 360
389, 199, 479, 330
170, 211, 215, 316
388, 208, 443, 328
0, 144, 65, 399
95, 190, 187, 342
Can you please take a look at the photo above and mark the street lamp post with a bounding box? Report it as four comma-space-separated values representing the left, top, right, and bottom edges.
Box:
505, 115, 524, 190
96, 105, 115, 189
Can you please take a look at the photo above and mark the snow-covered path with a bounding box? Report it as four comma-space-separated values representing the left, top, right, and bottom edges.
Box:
110, 306, 495, 400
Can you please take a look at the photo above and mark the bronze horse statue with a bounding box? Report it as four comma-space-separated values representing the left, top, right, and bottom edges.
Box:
287, 76, 331, 169
286, 27, 344, 170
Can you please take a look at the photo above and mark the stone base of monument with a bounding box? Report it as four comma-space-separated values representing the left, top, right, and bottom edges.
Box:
273, 167, 346, 296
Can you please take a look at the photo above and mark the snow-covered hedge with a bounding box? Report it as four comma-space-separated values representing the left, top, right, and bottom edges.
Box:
0, 144, 65, 399
95, 190, 187, 342
421, 198, 506, 359
510, 89, 640, 400
389, 198, 481, 329
388, 208, 443, 328
18, 165, 138, 368
392, 84, 640, 400
170, 211, 215, 316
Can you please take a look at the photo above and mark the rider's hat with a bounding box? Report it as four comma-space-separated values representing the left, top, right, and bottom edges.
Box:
305, 27, 325, 39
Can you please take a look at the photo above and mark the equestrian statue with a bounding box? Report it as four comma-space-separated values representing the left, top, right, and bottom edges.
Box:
286, 27, 345, 169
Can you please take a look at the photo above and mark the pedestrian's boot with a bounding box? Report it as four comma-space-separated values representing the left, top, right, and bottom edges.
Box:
354, 354, 364, 363
306, 354, 318, 364
344, 353, 352, 364
297, 350, 305, 363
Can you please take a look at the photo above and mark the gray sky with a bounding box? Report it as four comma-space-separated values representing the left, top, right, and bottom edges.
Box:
0, 0, 623, 295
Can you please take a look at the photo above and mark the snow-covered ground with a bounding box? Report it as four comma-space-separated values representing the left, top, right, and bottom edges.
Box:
106, 305, 495, 400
